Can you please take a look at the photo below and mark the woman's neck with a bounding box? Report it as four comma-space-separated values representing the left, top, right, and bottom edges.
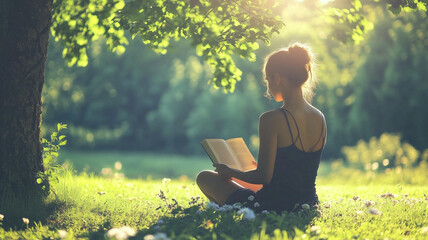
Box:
281, 87, 307, 111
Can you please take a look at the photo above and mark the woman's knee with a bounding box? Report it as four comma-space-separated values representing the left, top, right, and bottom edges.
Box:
196, 170, 217, 187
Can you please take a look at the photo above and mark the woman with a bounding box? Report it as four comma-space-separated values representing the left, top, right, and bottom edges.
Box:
196, 43, 327, 213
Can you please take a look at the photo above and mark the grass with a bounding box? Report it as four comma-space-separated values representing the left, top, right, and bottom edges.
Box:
58, 150, 212, 179
1, 151, 428, 239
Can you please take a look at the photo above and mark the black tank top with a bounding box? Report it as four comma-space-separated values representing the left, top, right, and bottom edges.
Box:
255, 108, 325, 213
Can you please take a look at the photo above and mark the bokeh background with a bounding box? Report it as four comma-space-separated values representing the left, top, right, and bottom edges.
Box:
41, 0, 428, 182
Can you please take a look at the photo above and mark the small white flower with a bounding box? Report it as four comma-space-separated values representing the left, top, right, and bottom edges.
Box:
223, 204, 234, 211
206, 202, 219, 209
107, 228, 123, 239
107, 226, 137, 240
162, 178, 171, 184
233, 203, 242, 209
368, 208, 382, 215
217, 207, 226, 211
302, 204, 310, 210
421, 226, 428, 235
120, 226, 136, 237
310, 226, 321, 235
22, 217, 29, 225
261, 210, 269, 214
58, 230, 68, 239
254, 202, 260, 208
156, 219, 164, 225
237, 207, 256, 220
0, 214, 4, 221
144, 232, 171, 240
247, 195, 255, 201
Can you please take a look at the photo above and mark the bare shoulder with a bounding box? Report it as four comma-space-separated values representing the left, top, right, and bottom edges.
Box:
259, 109, 284, 122
307, 104, 326, 121
259, 109, 285, 130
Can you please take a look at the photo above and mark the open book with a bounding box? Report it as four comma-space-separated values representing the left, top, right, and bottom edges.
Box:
201, 137, 262, 192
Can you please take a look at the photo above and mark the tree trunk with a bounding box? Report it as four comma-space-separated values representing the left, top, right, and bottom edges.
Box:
0, 0, 53, 222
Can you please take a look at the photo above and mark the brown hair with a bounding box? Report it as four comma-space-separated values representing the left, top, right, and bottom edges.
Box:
262, 43, 316, 102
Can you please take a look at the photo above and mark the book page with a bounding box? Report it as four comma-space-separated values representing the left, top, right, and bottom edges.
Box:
201, 139, 241, 170
225, 138, 257, 171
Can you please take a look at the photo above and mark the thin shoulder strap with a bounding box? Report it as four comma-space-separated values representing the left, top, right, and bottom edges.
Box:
284, 109, 305, 152
309, 115, 325, 152
279, 108, 295, 144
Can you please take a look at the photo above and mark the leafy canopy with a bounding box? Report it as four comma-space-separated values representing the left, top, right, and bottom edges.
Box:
52, 0, 283, 92
51, 0, 427, 91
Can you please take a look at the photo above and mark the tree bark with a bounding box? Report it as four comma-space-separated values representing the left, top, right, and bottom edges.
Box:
0, 0, 53, 220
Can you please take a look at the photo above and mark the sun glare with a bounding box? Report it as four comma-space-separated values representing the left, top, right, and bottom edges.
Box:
296, 0, 335, 4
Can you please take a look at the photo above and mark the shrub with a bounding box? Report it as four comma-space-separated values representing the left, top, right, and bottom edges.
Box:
341, 133, 420, 171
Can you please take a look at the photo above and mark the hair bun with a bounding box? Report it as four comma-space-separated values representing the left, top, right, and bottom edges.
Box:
288, 43, 311, 67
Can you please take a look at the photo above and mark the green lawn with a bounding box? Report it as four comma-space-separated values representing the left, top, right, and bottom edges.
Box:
1, 172, 427, 239
58, 150, 213, 179
1, 151, 428, 239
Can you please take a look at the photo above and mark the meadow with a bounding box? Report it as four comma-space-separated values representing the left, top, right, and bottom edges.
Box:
1, 151, 428, 239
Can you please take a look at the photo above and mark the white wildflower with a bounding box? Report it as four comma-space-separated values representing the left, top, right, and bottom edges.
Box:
144, 232, 171, 240
22, 217, 29, 225
261, 210, 269, 214
302, 204, 310, 210
254, 202, 260, 208
237, 207, 256, 220
58, 230, 68, 239
247, 195, 255, 201
206, 202, 219, 209
120, 226, 136, 237
107, 226, 137, 240
368, 208, 382, 215
233, 203, 242, 209
223, 204, 234, 211
310, 226, 321, 235
162, 178, 171, 185
422, 226, 428, 235
0, 214, 3, 221
107, 228, 124, 240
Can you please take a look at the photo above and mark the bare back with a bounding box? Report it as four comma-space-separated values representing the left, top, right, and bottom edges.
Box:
275, 104, 326, 152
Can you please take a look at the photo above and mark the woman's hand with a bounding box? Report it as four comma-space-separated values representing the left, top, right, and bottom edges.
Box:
213, 164, 234, 179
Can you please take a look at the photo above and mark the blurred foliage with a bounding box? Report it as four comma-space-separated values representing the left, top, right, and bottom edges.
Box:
51, 0, 284, 92
347, 9, 428, 151
44, 1, 428, 160
342, 133, 420, 170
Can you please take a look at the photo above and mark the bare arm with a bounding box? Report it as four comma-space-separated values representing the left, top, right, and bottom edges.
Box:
215, 111, 278, 184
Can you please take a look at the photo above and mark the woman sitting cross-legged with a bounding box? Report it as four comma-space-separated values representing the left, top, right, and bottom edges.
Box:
196, 43, 327, 213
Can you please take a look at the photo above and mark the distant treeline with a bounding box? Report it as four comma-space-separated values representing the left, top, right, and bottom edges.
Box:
42, 7, 428, 159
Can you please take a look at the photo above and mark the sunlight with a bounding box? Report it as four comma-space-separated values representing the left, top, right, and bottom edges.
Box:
295, 0, 335, 4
